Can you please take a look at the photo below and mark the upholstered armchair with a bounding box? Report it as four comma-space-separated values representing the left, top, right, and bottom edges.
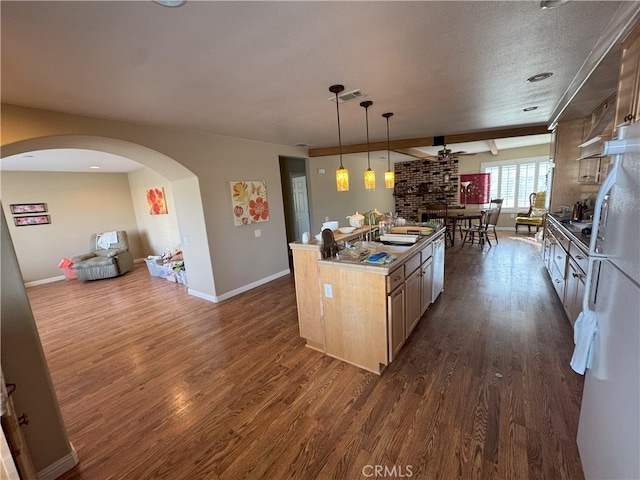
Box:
515, 191, 547, 233
72, 231, 134, 281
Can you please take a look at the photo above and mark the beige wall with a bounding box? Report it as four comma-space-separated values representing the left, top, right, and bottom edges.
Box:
128, 167, 181, 256
1, 171, 142, 283
306, 153, 395, 232
1, 104, 308, 299
1, 209, 75, 473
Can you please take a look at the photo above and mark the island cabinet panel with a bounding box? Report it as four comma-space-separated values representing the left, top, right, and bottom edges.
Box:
319, 266, 389, 373
387, 283, 406, 362
386, 265, 405, 291
289, 228, 446, 374
405, 266, 422, 338
291, 248, 325, 350
419, 256, 433, 319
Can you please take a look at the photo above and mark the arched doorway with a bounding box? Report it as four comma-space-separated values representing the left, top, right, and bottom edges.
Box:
1, 135, 216, 300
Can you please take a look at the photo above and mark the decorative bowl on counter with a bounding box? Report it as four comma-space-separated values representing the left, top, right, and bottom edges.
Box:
321, 221, 339, 231
338, 226, 356, 234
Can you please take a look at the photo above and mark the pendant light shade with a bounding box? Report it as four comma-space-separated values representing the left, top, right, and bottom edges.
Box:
382, 112, 394, 189
360, 100, 375, 190
329, 84, 349, 191
336, 166, 349, 191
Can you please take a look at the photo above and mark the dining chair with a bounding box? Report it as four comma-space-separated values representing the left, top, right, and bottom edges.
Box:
487, 198, 503, 243
425, 203, 455, 246
461, 206, 499, 248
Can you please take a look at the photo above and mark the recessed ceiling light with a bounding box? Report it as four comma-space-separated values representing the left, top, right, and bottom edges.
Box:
524, 106, 539, 112
527, 72, 553, 82
152, 0, 186, 7
89, 165, 101, 169
540, 0, 572, 9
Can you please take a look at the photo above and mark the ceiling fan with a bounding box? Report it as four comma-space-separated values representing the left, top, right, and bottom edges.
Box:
394, 136, 476, 162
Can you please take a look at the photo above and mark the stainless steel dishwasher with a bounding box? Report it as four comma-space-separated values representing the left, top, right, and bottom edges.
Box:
431, 233, 445, 303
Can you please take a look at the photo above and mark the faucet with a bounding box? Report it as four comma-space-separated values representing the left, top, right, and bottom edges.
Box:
367, 211, 376, 242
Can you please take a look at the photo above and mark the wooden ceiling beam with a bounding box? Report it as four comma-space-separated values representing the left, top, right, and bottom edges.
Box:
307, 124, 550, 157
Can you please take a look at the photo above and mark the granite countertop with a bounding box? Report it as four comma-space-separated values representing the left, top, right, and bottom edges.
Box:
548, 214, 591, 252
316, 227, 446, 275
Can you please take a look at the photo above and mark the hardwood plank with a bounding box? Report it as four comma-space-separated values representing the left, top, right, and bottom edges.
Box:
25, 232, 584, 479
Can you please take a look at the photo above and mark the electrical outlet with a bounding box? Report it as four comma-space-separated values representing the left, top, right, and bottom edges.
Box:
254, 229, 261, 238
183, 236, 189, 245
510, 213, 516, 219
324, 284, 333, 298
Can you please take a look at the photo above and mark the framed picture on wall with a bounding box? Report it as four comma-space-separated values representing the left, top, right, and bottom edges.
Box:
10, 203, 47, 215
14, 215, 51, 226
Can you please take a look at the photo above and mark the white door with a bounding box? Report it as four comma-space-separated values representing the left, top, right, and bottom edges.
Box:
291, 174, 311, 241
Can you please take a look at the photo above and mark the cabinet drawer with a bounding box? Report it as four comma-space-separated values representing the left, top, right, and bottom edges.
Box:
421, 243, 433, 259
386, 266, 405, 292
569, 242, 588, 274
556, 229, 570, 253
404, 252, 422, 275
551, 262, 565, 300
553, 244, 568, 279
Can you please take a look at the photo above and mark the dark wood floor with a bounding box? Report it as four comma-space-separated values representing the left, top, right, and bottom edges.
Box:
27, 232, 584, 480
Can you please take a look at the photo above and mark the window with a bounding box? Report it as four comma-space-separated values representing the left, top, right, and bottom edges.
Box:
481, 156, 550, 210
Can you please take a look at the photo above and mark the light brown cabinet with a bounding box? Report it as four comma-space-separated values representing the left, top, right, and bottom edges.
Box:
291, 230, 445, 374
545, 216, 591, 328
419, 257, 433, 319
387, 282, 405, 361
405, 265, 422, 338
614, 21, 640, 129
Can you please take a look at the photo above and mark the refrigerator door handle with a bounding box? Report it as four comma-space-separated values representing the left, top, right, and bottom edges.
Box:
589, 161, 617, 257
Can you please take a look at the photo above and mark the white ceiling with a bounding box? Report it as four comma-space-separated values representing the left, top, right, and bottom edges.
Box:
1, 1, 639, 172
0, 149, 144, 173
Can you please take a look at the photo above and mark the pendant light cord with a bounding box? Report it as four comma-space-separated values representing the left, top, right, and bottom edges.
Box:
365, 106, 371, 169
335, 92, 343, 168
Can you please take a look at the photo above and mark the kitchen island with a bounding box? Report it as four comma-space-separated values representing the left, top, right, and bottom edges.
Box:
289, 227, 446, 374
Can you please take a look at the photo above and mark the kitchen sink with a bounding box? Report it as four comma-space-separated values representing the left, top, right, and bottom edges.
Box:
378, 243, 414, 253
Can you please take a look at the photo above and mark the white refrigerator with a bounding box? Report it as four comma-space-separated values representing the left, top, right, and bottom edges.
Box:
573, 121, 640, 480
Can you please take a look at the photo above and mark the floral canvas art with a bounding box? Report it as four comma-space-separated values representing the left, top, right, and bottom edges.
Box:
230, 180, 269, 226
146, 187, 168, 215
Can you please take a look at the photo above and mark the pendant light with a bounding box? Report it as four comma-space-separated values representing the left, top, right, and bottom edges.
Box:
360, 100, 375, 190
329, 84, 349, 191
382, 112, 394, 189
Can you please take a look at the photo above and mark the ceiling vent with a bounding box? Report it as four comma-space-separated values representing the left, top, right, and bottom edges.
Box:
329, 89, 367, 104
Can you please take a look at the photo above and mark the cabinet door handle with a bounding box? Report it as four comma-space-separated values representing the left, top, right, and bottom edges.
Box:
393, 275, 401, 282
575, 255, 584, 260
18, 413, 29, 426
555, 279, 561, 284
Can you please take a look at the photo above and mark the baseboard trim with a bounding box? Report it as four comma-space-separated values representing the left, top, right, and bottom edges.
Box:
187, 289, 218, 303
189, 269, 291, 303
37, 443, 78, 480
25, 275, 66, 287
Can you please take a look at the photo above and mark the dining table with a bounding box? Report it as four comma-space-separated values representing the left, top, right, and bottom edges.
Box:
443, 208, 485, 246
